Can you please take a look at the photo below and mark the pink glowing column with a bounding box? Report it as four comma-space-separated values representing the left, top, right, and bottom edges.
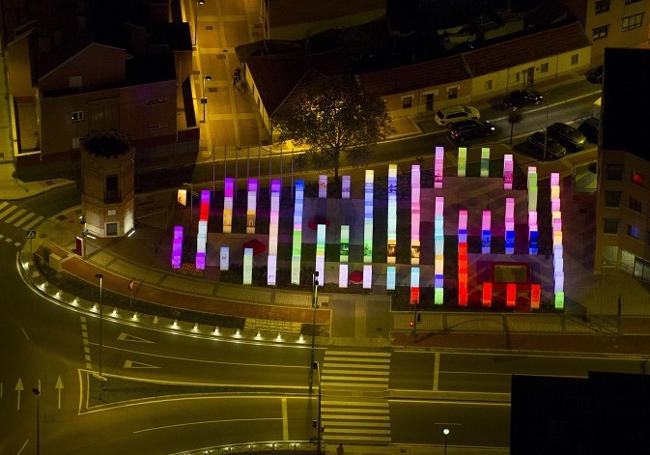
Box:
434, 197, 444, 305
223, 178, 234, 234
434, 146, 444, 189
457, 210, 468, 306
171, 225, 183, 269
503, 154, 513, 190
505, 197, 515, 254
267, 179, 281, 285
410, 164, 421, 302
551, 173, 564, 309
195, 190, 210, 270
246, 178, 258, 234
481, 210, 491, 254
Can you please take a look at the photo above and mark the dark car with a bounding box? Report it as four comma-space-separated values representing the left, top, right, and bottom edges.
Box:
547, 122, 587, 151
447, 119, 496, 143
578, 117, 599, 144
526, 132, 567, 160
586, 65, 603, 84
503, 89, 544, 111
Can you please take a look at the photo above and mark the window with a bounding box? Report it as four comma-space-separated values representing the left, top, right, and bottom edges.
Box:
106, 222, 118, 237
592, 25, 609, 40
633, 257, 650, 283
627, 224, 641, 239
69, 75, 82, 89
447, 86, 458, 99
603, 218, 619, 234
570, 54, 579, 65
485, 80, 493, 90
595, 0, 610, 13
622, 13, 644, 32
71, 111, 84, 122
629, 197, 642, 212
605, 191, 622, 207
631, 171, 644, 186
540, 62, 549, 73
72, 137, 80, 149
424, 93, 434, 111
402, 96, 413, 109
606, 164, 624, 180
625, 0, 642, 4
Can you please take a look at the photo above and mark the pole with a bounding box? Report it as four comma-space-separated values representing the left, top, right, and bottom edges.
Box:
32, 388, 40, 455
309, 272, 319, 395
257, 145, 261, 181
412, 303, 417, 337
317, 365, 322, 455
212, 146, 216, 193
96, 273, 103, 379
444, 435, 447, 455
193, 0, 198, 46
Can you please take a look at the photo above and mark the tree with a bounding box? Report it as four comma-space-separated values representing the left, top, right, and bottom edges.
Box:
274, 75, 391, 184
507, 107, 523, 144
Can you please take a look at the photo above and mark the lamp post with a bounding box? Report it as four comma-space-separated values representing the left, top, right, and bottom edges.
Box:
442, 428, 450, 455
201, 74, 212, 123
313, 361, 322, 455
193, 0, 205, 46
32, 388, 40, 455
182, 182, 194, 231
95, 273, 104, 380
309, 271, 319, 395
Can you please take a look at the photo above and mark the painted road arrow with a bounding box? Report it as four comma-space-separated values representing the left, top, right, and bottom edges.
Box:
15, 378, 23, 410
124, 360, 161, 369
117, 332, 155, 343
55, 376, 63, 410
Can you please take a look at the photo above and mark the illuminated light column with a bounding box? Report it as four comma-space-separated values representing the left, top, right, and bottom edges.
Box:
223, 177, 234, 234
171, 225, 183, 269
386, 266, 396, 291
505, 197, 515, 254
219, 246, 229, 271
530, 283, 541, 310
246, 179, 257, 234
267, 179, 281, 286
506, 283, 516, 308
434, 146, 444, 189
315, 224, 326, 286
527, 166, 538, 212
243, 247, 253, 285
528, 211, 538, 255
503, 154, 513, 190
434, 197, 444, 305
318, 175, 327, 198
410, 266, 420, 305
196, 190, 210, 270
457, 147, 467, 177
481, 210, 491, 254
480, 147, 490, 177
482, 282, 492, 308
290, 179, 304, 285
411, 165, 421, 265
342, 176, 351, 199
457, 210, 468, 307
339, 225, 349, 288
363, 170, 374, 289
550, 172, 564, 309
387, 164, 397, 265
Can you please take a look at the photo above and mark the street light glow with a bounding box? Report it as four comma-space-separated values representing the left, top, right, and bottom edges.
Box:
443, 428, 450, 436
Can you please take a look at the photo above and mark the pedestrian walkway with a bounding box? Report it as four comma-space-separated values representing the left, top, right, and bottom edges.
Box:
321, 350, 391, 391
0, 201, 44, 229
321, 399, 391, 445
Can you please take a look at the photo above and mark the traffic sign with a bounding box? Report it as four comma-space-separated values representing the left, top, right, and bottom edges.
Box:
25, 230, 36, 239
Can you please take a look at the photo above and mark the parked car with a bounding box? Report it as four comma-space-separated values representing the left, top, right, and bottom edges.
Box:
578, 118, 599, 144
434, 105, 480, 126
448, 119, 496, 143
503, 89, 544, 111
526, 132, 567, 160
586, 65, 603, 84
547, 122, 587, 151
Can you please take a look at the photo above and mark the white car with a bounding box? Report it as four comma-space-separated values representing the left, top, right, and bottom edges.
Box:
434, 105, 480, 126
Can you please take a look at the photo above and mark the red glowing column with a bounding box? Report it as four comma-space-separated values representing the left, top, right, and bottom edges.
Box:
506, 283, 517, 308
482, 282, 492, 308
457, 210, 468, 306
530, 284, 541, 310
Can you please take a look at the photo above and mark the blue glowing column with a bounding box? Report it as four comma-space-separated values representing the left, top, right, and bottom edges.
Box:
529, 211, 538, 255
551, 173, 564, 309
480, 147, 490, 177
243, 247, 253, 285
316, 224, 326, 286
267, 179, 281, 286
246, 178, 258, 234
481, 210, 491, 254
503, 154, 513, 190
387, 164, 397, 289
434, 146, 444, 189
410, 165, 421, 300
223, 178, 234, 234
505, 197, 515, 254
410, 266, 420, 305
171, 225, 183, 269
339, 225, 349, 288
434, 197, 444, 305
342, 176, 351, 199
318, 175, 327, 198
196, 190, 210, 270
290, 179, 304, 285
363, 170, 374, 289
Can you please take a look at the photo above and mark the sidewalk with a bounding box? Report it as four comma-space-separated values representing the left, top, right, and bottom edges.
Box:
0, 162, 74, 199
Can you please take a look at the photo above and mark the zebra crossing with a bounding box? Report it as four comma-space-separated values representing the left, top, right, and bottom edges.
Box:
0, 202, 45, 231
320, 350, 391, 444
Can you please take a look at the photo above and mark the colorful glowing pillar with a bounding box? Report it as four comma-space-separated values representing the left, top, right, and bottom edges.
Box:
219, 246, 229, 271
246, 179, 257, 234
506, 283, 516, 308
363, 170, 374, 289
481, 210, 491, 254
411, 165, 420, 265
387, 164, 397, 265
503, 154, 513, 190
457, 210, 468, 306
315, 224, 326, 287
480, 147, 490, 177
339, 225, 349, 288
342, 176, 351, 199
482, 282, 492, 308
528, 210, 538, 255
530, 284, 541, 310
318, 175, 327, 198
196, 190, 210, 270
267, 179, 281, 286
434, 197, 444, 305
223, 178, 234, 234
290, 180, 304, 285
410, 266, 420, 305
527, 166, 538, 212
505, 197, 515, 254
550, 173, 564, 309
243, 247, 253, 285
386, 266, 396, 291
434, 146, 444, 188
457, 147, 467, 177
171, 225, 183, 269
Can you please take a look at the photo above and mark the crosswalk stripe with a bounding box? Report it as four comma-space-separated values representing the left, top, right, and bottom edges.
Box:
323, 422, 391, 428
23, 215, 44, 230
322, 375, 387, 382
5, 208, 26, 223
0, 202, 8, 211
13, 213, 34, 228
324, 429, 391, 435
322, 407, 388, 414
325, 351, 391, 357
322, 414, 390, 421
324, 356, 391, 363
323, 435, 390, 442
322, 401, 389, 407
324, 369, 389, 376
324, 362, 390, 369
0, 206, 17, 220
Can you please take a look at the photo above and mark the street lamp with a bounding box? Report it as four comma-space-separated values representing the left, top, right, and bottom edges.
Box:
193, 0, 206, 46
182, 182, 194, 231
442, 428, 450, 455
95, 273, 103, 380
312, 361, 322, 455
32, 388, 40, 455
309, 271, 319, 395
201, 75, 212, 123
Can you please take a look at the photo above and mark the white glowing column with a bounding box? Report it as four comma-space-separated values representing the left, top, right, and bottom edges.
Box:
363, 170, 374, 289
410, 266, 420, 305
457, 147, 467, 177
505, 197, 515, 254
434, 197, 444, 305
318, 175, 327, 198
458, 210, 468, 306
219, 246, 229, 271
480, 147, 490, 177
223, 178, 234, 234
171, 225, 183, 269
290, 179, 304, 285
527, 166, 538, 212
529, 210, 538, 255
411, 165, 420, 265
434, 146, 444, 188
503, 154, 513, 190
339, 225, 349, 288
342, 176, 351, 199
551, 173, 564, 309
246, 178, 257, 234
481, 210, 491, 254
196, 190, 210, 270
243, 247, 253, 285
315, 224, 326, 287
267, 179, 281, 286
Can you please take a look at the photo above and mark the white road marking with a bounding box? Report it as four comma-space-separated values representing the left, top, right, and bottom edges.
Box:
282, 397, 288, 440
20, 327, 30, 341
55, 376, 64, 410
13, 213, 34, 228
23, 216, 44, 230
133, 417, 283, 434
0, 201, 8, 211
117, 332, 155, 343
5, 237, 12, 243
0, 205, 17, 220
433, 352, 440, 391
14, 242, 21, 247
16, 439, 29, 455
5, 208, 26, 223
123, 360, 161, 369
1, 381, 3, 399
15, 377, 23, 410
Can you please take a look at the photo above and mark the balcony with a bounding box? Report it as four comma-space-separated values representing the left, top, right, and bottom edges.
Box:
104, 190, 122, 204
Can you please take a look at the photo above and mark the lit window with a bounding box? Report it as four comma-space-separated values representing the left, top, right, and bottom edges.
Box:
592, 25, 609, 40
595, 0, 610, 14
627, 224, 641, 239
71, 111, 84, 122
402, 96, 413, 109
570, 54, 579, 65
621, 13, 644, 32
447, 86, 458, 99
603, 218, 619, 234
629, 197, 642, 212
540, 63, 549, 73
631, 171, 644, 186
